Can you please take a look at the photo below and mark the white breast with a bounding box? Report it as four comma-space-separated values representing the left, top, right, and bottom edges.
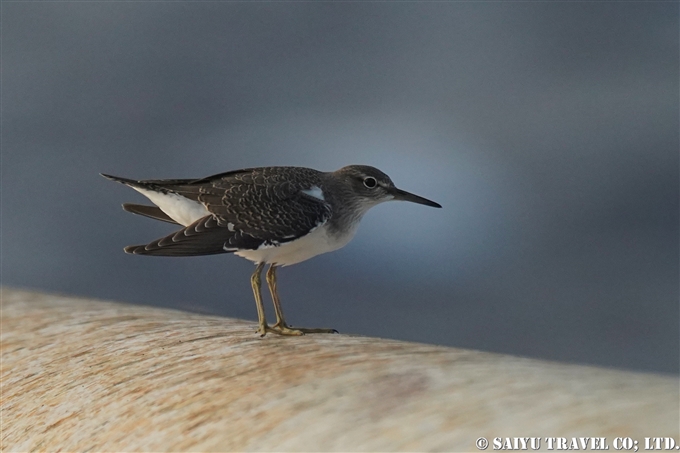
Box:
234, 222, 359, 266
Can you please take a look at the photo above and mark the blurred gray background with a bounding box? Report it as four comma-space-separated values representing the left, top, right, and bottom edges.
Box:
3, 2, 677, 374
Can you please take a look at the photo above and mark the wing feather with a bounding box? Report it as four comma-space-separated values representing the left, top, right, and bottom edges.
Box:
114, 167, 332, 256
125, 215, 233, 256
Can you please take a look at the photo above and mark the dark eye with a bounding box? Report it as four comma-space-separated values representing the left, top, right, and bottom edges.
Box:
363, 177, 378, 189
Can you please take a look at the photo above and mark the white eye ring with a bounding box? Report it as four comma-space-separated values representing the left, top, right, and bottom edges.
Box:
363, 177, 378, 188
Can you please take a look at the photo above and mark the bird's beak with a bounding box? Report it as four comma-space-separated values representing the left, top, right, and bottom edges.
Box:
390, 187, 442, 208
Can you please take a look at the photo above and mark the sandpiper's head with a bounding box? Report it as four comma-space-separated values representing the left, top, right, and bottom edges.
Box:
334, 165, 442, 209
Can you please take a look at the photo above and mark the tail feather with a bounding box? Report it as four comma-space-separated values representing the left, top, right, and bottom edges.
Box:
104, 173, 229, 256
100, 173, 140, 186
122, 203, 179, 225
100, 173, 198, 188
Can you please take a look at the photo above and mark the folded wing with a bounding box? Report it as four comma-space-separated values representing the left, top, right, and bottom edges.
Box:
122, 167, 331, 256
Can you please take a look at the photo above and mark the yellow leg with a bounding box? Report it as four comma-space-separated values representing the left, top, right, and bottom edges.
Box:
250, 262, 269, 336
266, 264, 303, 335
265, 264, 338, 335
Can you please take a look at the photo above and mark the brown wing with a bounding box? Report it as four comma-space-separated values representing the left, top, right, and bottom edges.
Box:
117, 167, 332, 256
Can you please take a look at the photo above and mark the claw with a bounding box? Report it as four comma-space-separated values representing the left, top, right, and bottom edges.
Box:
283, 322, 338, 334
296, 327, 339, 334
270, 321, 337, 335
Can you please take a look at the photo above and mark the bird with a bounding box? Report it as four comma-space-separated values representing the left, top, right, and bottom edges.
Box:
101, 165, 441, 337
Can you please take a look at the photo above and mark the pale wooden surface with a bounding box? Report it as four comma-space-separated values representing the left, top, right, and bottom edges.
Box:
2, 287, 678, 452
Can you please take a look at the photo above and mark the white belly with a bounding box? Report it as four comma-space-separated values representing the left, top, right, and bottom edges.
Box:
235, 223, 358, 266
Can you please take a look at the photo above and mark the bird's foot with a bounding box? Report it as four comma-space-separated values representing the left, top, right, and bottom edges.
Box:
271, 321, 339, 335
257, 322, 304, 337
269, 322, 305, 336
274, 321, 338, 334
295, 327, 339, 334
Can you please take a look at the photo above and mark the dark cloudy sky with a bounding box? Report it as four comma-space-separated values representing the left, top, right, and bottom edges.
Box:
3, 2, 678, 374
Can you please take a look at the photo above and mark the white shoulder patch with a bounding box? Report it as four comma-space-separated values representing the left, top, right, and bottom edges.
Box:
301, 186, 325, 201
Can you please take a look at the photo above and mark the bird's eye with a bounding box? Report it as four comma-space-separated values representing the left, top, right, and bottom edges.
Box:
363, 177, 378, 189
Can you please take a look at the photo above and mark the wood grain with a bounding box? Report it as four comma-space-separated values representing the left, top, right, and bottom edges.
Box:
2, 287, 677, 451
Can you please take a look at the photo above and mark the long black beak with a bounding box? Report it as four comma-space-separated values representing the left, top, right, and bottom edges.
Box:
390, 187, 442, 208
